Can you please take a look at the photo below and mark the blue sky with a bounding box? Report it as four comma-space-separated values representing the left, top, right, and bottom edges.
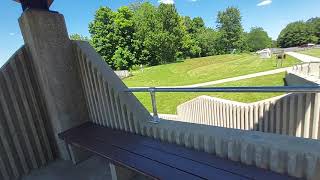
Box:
0, 0, 319, 66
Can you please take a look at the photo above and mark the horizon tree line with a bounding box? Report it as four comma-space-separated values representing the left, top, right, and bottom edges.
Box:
70, 2, 319, 70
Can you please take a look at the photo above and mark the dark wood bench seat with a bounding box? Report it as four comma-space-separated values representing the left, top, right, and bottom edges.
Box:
58, 122, 298, 180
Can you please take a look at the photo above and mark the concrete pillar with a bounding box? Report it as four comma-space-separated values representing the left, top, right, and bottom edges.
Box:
18, 10, 89, 160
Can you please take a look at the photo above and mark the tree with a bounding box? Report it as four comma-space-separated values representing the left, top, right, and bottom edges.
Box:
89, 7, 117, 68
196, 28, 219, 56
307, 17, 320, 44
132, 2, 185, 65
132, 2, 160, 65
70, 33, 91, 42
89, 6, 137, 70
156, 3, 184, 63
216, 7, 246, 53
183, 16, 205, 35
246, 27, 272, 52
277, 21, 318, 48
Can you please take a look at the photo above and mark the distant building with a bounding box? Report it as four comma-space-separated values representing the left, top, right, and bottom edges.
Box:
256, 48, 272, 59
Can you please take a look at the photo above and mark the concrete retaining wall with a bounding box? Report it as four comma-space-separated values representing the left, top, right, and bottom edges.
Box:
177, 94, 320, 140
0, 47, 53, 180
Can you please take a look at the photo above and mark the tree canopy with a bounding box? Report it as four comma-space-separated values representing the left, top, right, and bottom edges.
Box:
246, 27, 272, 52
87, 3, 315, 70
216, 7, 246, 53
277, 20, 319, 48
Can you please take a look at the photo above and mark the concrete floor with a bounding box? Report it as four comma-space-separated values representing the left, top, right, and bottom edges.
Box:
22, 156, 111, 180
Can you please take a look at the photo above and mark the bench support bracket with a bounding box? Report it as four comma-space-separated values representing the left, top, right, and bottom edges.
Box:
109, 163, 137, 180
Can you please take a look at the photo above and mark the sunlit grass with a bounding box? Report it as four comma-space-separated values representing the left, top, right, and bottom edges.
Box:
133, 72, 286, 114
124, 53, 299, 87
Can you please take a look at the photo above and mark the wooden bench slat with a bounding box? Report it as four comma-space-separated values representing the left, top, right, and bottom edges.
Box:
59, 122, 298, 180
62, 130, 204, 180
75, 126, 249, 179
82, 123, 297, 180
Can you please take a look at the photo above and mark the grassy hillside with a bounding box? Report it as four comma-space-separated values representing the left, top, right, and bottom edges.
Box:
124, 53, 299, 87
300, 48, 320, 58
133, 72, 286, 114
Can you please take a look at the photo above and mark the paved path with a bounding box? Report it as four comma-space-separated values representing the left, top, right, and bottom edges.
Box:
286, 52, 320, 62
132, 67, 291, 88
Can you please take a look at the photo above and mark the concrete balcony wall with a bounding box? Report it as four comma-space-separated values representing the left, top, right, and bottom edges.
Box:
177, 94, 320, 140
73, 41, 153, 133
141, 119, 320, 180
75, 40, 320, 179
0, 47, 53, 180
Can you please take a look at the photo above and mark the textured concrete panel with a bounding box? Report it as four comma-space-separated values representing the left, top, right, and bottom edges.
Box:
19, 10, 89, 160
0, 47, 53, 180
177, 94, 320, 140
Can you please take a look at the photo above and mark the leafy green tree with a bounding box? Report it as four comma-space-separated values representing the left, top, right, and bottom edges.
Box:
89, 7, 116, 67
246, 27, 272, 51
277, 21, 318, 48
132, 2, 160, 65
89, 6, 137, 70
193, 17, 205, 31
69, 33, 91, 42
196, 28, 219, 56
180, 16, 206, 58
307, 17, 320, 44
157, 3, 184, 63
183, 16, 205, 35
181, 33, 201, 58
216, 7, 246, 53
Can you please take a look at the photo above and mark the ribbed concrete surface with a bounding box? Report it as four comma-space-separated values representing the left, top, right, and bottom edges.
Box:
74, 41, 153, 134
177, 94, 320, 140
141, 119, 320, 180
0, 46, 53, 180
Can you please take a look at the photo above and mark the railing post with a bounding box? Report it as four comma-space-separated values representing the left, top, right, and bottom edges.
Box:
149, 87, 160, 123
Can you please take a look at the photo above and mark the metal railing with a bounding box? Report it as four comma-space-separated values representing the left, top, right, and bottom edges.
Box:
125, 86, 320, 123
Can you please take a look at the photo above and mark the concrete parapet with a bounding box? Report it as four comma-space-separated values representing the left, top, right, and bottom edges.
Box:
19, 10, 89, 160
73, 41, 152, 133
141, 119, 320, 180
177, 94, 320, 140
0, 47, 53, 180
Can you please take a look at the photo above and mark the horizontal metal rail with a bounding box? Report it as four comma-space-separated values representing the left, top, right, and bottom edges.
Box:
125, 86, 320, 123
126, 86, 320, 93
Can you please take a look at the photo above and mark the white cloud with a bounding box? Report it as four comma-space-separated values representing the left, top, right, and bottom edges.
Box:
158, 0, 174, 4
9, 33, 15, 36
257, 0, 272, 6
190, 0, 198, 2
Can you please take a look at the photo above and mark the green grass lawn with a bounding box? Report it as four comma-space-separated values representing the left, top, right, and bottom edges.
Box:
133, 72, 286, 114
300, 48, 320, 58
124, 53, 299, 87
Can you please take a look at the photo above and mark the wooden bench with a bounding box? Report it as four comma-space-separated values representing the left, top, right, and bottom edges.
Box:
59, 122, 297, 180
